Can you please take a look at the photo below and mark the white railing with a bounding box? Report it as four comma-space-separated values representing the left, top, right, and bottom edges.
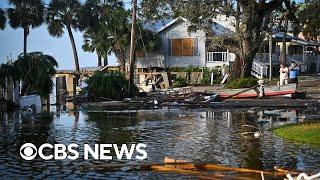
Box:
251, 61, 268, 79
255, 53, 319, 64
254, 53, 279, 62
206, 52, 228, 62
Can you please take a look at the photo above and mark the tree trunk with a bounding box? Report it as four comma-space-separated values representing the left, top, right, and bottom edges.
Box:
230, 2, 264, 79
230, 55, 241, 79
103, 55, 108, 66
97, 54, 102, 67
67, 25, 80, 73
119, 57, 126, 73
242, 38, 256, 78
129, 48, 136, 96
128, 0, 137, 97
280, 19, 288, 64
115, 49, 126, 73
23, 27, 28, 55
235, 2, 240, 32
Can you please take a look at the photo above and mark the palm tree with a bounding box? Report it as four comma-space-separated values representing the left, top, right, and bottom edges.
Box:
13, 52, 58, 98
46, 0, 84, 73
82, 29, 111, 66
0, 9, 6, 30
81, 0, 123, 67
0, 63, 14, 100
81, 1, 130, 72
7, 0, 44, 54
0, 64, 14, 89
108, 7, 131, 73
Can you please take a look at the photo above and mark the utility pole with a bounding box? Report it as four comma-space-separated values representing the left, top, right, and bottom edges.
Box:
269, 33, 273, 81
269, 14, 273, 82
128, 0, 137, 97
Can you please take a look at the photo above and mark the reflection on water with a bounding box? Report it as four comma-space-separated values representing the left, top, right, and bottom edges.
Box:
0, 107, 320, 178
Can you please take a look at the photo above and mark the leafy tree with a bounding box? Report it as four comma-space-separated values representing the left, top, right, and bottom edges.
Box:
7, 0, 45, 54
135, 22, 161, 54
81, 0, 103, 66
141, 0, 292, 78
109, 7, 131, 73
85, 71, 137, 101
0, 9, 6, 30
83, 29, 108, 66
273, 0, 298, 64
46, 0, 84, 73
298, 0, 320, 41
81, 1, 160, 74
13, 52, 58, 98
81, 0, 123, 67
0, 64, 15, 90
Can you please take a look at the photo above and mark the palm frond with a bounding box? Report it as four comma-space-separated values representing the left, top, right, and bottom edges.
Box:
13, 52, 58, 97
47, 19, 64, 37
7, 0, 44, 29
0, 9, 6, 30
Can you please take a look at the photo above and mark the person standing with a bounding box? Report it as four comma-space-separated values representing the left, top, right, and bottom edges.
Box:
289, 61, 300, 84
279, 63, 289, 86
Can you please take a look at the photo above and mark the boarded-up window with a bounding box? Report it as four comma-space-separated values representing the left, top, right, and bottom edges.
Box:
170, 38, 198, 56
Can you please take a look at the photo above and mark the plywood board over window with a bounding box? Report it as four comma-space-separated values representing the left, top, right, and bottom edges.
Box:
172, 38, 183, 56
182, 38, 193, 56
170, 38, 198, 56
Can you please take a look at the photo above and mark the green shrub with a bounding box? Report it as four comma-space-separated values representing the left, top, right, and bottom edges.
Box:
225, 77, 258, 89
169, 66, 202, 72
85, 72, 138, 101
201, 67, 222, 85
172, 77, 188, 88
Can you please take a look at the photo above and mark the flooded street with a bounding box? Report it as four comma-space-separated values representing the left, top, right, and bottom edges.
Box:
1, 107, 320, 179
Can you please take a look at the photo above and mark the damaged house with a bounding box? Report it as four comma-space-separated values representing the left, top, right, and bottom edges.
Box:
134, 15, 237, 90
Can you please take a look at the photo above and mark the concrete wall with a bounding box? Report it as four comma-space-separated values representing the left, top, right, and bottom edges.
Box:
160, 20, 207, 68
66, 75, 75, 97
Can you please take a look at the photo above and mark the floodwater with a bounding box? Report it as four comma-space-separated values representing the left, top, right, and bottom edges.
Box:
0, 106, 320, 179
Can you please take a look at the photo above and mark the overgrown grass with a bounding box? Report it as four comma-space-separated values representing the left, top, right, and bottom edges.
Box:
225, 77, 258, 89
273, 122, 320, 146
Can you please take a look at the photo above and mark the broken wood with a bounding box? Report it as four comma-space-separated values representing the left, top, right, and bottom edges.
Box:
195, 164, 284, 176
79, 157, 294, 179
162, 157, 287, 177
151, 165, 205, 175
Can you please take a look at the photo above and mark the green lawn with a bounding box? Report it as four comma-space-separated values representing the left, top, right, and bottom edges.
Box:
273, 122, 320, 146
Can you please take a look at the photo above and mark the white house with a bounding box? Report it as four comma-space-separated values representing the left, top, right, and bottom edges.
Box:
253, 32, 320, 78
135, 15, 237, 70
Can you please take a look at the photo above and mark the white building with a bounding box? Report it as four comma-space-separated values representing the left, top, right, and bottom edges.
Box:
135, 15, 237, 70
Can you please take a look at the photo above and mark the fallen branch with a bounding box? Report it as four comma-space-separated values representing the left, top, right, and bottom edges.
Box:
80, 157, 294, 179
150, 165, 205, 175
196, 164, 280, 175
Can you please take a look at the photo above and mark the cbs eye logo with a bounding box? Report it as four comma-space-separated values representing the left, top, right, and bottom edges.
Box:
20, 143, 37, 160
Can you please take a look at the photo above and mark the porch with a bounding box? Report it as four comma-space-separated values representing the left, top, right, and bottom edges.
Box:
252, 52, 320, 79
205, 51, 236, 67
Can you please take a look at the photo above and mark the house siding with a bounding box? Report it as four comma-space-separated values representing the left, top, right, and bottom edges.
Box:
160, 21, 207, 68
